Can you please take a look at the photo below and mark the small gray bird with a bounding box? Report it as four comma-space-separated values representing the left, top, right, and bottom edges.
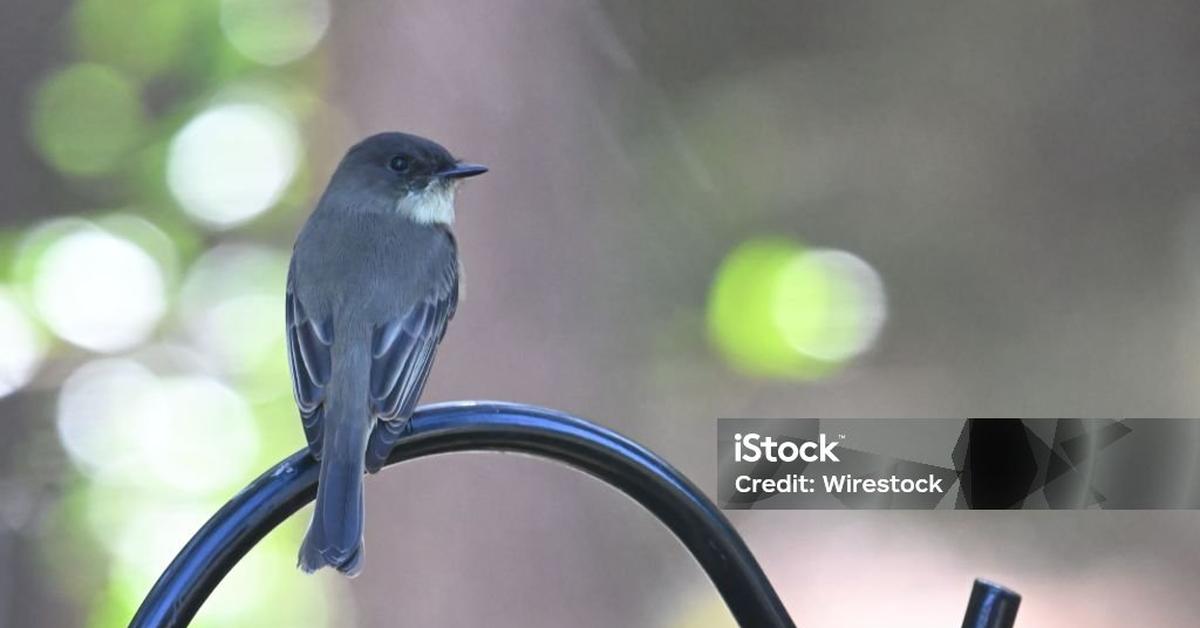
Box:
287, 133, 486, 575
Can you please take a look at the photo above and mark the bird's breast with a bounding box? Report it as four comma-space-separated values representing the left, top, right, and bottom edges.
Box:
292, 213, 454, 321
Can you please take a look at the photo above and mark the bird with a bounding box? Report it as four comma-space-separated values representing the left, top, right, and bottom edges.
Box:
286, 132, 486, 575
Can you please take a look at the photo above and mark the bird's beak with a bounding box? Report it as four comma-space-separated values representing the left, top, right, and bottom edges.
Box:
437, 162, 488, 179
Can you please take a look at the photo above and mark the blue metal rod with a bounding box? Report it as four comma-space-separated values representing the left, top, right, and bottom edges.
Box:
961, 579, 1021, 628
129, 401, 797, 627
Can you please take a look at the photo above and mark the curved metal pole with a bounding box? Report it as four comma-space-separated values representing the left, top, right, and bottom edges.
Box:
130, 401, 796, 628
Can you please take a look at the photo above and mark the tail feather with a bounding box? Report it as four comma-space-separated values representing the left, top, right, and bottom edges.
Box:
299, 351, 371, 576
299, 448, 366, 575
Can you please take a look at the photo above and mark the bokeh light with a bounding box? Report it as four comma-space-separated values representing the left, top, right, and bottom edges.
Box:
30, 64, 147, 176
167, 103, 301, 229
29, 223, 166, 353
56, 353, 327, 626
71, 0, 194, 79
56, 358, 156, 482
178, 244, 289, 379
0, 288, 45, 398
12, 1, 327, 625
707, 239, 886, 378
97, 499, 214, 580
220, 0, 332, 66
773, 249, 886, 363
133, 375, 260, 494
95, 213, 184, 288
57, 359, 260, 492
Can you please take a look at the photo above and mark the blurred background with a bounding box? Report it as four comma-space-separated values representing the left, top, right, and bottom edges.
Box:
1, 0, 1199, 626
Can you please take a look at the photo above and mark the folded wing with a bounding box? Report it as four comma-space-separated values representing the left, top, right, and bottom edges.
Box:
286, 263, 334, 460
364, 237, 459, 471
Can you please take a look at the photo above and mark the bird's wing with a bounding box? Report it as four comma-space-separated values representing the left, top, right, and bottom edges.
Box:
286, 261, 334, 460
364, 233, 459, 472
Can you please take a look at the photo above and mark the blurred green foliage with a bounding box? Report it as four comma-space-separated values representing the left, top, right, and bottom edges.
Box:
30, 64, 148, 177
71, 0, 196, 79
708, 239, 833, 378
707, 238, 883, 379
19, 0, 335, 625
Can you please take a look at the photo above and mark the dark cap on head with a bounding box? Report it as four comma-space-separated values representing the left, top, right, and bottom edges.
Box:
323, 132, 487, 212
343, 132, 487, 182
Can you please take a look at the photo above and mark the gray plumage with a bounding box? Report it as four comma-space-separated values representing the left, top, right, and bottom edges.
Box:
286, 133, 485, 575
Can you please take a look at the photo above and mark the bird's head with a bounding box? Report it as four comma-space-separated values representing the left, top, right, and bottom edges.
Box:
327, 132, 487, 224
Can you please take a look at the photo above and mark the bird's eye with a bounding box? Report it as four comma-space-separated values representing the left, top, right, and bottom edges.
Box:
387, 155, 410, 173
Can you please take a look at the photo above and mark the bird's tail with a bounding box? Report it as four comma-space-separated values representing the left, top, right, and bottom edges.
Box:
299, 351, 371, 576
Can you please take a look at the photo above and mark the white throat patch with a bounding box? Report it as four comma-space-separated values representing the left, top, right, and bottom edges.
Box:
398, 183, 456, 225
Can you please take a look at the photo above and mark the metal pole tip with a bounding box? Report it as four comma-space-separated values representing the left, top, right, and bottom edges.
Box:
961, 579, 1021, 628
